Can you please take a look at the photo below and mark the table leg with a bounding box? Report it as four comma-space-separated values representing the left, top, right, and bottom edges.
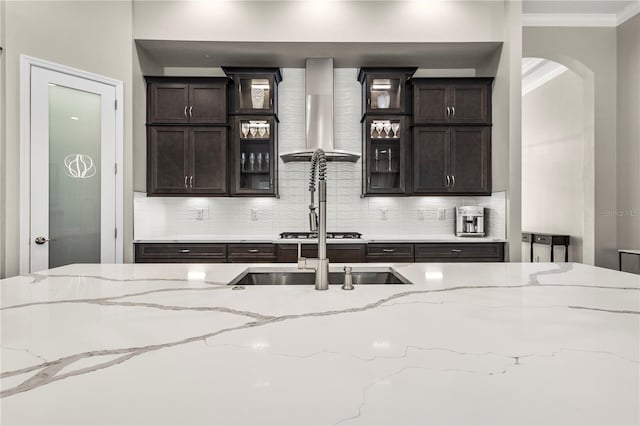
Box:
530, 241, 534, 262
550, 244, 554, 262
565, 245, 569, 262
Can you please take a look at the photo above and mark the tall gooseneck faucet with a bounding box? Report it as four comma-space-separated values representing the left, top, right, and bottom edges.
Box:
298, 149, 329, 290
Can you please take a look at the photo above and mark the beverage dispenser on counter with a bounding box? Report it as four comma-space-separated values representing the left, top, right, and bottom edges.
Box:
455, 206, 485, 237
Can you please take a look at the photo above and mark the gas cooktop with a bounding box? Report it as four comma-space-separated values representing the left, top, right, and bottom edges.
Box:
279, 232, 362, 239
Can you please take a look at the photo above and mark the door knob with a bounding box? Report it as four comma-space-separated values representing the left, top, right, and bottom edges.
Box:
34, 237, 52, 245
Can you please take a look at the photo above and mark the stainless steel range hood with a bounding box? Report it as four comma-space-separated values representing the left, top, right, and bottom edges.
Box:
280, 58, 361, 163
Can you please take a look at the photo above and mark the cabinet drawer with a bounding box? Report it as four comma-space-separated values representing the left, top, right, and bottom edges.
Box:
227, 244, 277, 263
135, 243, 226, 263
522, 233, 532, 243
366, 244, 414, 262
533, 235, 552, 245
415, 243, 504, 261
277, 244, 366, 263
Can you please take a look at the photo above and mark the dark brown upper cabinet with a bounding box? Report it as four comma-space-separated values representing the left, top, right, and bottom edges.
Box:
413, 78, 493, 125
362, 115, 409, 196
146, 77, 228, 125
413, 127, 490, 195
222, 67, 283, 116
230, 116, 277, 196
147, 126, 227, 196
357, 68, 417, 117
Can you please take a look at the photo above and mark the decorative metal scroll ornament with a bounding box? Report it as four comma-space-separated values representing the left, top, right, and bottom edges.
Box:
63, 154, 97, 179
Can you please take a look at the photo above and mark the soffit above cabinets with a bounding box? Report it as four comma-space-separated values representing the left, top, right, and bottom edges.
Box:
135, 40, 503, 76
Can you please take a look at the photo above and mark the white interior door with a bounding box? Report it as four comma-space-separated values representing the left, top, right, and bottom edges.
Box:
30, 66, 117, 272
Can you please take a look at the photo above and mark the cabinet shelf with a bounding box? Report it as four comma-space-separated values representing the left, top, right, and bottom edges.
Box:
240, 170, 270, 175
240, 137, 270, 142
370, 137, 400, 142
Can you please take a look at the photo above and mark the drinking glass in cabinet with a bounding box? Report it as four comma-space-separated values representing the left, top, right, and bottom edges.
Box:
265, 153, 270, 170
391, 122, 400, 138
257, 153, 263, 171
241, 123, 250, 138
241, 152, 246, 171
249, 124, 258, 138
249, 153, 255, 171
383, 122, 392, 138
374, 121, 384, 138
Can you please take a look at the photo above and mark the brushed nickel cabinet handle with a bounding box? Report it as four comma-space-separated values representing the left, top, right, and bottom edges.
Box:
382, 248, 396, 253
446, 175, 451, 188
451, 249, 463, 253
184, 106, 188, 118
189, 106, 193, 117
451, 175, 456, 187
446, 106, 450, 118
184, 176, 188, 189
190, 176, 194, 189
451, 106, 455, 117
179, 249, 191, 254
248, 249, 260, 253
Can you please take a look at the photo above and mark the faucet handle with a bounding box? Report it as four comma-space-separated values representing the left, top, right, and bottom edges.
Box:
309, 209, 318, 232
342, 266, 354, 291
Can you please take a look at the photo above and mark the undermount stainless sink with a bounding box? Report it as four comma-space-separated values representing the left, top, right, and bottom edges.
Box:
230, 270, 410, 286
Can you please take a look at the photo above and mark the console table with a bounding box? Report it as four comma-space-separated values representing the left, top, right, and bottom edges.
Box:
618, 249, 640, 274
522, 232, 570, 262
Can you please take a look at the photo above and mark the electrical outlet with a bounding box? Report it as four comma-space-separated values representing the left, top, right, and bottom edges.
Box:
380, 208, 388, 221
251, 208, 258, 221
418, 209, 426, 221
196, 208, 204, 221
437, 208, 446, 220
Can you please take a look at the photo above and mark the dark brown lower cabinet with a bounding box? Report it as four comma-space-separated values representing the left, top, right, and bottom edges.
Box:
135, 242, 504, 264
276, 244, 366, 263
414, 243, 504, 262
366, 243, 414, 262
135, 243, 227, 263
227, 244, 277, 263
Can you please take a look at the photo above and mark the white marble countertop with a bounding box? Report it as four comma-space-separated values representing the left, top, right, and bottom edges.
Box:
134, 235, 507, 244
1, 262, 638, 425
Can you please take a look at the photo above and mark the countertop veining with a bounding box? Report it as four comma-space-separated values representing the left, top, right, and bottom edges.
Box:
1, 262, 638, 425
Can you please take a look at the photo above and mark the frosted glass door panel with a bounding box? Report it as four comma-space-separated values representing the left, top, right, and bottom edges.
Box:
48, 85, 101, 268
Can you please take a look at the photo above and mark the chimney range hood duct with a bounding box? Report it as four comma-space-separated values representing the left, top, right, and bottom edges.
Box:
280, 58, 361, 163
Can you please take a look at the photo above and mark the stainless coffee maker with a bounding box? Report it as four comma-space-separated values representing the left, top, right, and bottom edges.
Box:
455, 206, 485, 237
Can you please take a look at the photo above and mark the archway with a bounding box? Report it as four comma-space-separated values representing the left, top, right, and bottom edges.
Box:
521, 56, 595, 265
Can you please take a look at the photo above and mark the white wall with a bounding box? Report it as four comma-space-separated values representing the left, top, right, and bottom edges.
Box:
0, 0, 5, 278
1, 1, 133, 277
132, 0, 505, 42
617, 14, 640, 251
523, 26, 617, 269
522, 70, 584, 262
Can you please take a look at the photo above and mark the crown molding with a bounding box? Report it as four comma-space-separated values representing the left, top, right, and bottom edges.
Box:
523, 13, 618, 27
617, 2, 640, 26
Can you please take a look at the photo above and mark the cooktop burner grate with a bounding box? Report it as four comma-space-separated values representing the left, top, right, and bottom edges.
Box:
280, 232, 362, 239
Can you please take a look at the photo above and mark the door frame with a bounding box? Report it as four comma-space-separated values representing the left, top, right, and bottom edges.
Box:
19, 55, 124, 274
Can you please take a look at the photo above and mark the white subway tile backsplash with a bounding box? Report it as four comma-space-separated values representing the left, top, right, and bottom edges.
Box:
134, 69, 506, 241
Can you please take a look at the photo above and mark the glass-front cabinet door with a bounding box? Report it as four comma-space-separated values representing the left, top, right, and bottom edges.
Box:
232, 116, 277, 195
363, 116, 407, 195
358, 68, 417, 116
223, 67, 283, 115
